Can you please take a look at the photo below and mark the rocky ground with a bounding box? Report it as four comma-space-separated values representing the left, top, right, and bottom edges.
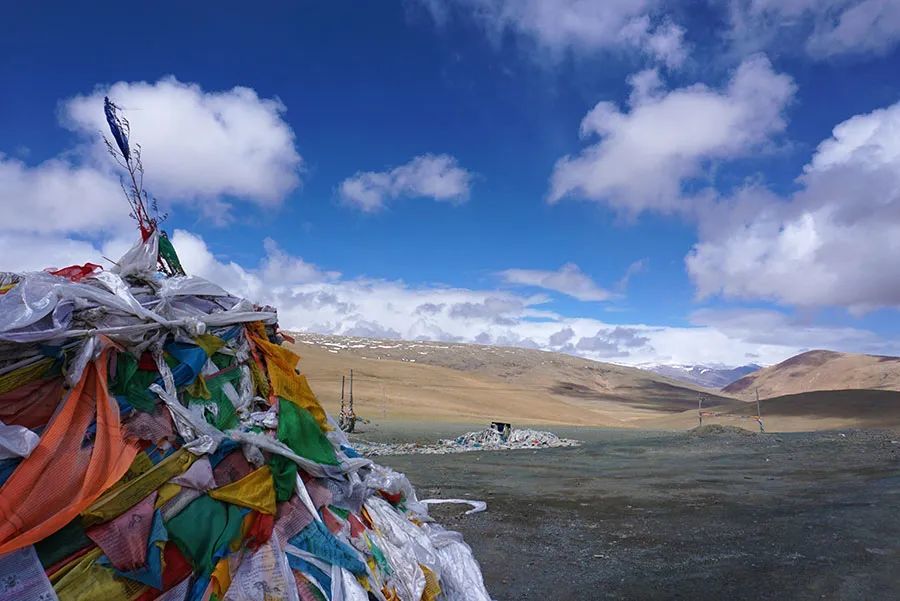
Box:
360, 425, 900, 600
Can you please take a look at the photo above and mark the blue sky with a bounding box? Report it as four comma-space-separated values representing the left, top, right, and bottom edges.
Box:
2, 0, 900, 366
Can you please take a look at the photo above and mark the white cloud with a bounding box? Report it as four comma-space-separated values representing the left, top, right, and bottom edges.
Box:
447, 297, 526, 321
689, 308, 885, 351
808, 0, 900, 57
338, 154, 472, 212
619, 17, 689, 68
725, 0, 900, 59
63, 77, 301, 210
499, 263, 612, 301
616, 258, 648, 292
167, 229, 898, 366
4, 74, 896, 369
549, 55, 796, 214
0, 230, 149, 276
548, 326, 575, 346
415, 0, 688, 67
574, 326, 651, 357
0, 78, 303, 275
626, 68, 664, 106
0, 233, 101, 273
687, 99, 900, 311
0, 155, 127, 235
5, 218, 890, 366
805, 102, 900, 171
169, 230, 338, 304
259, 238, 341, 286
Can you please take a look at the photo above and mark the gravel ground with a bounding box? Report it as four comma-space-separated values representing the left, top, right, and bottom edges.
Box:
369, 426, 900, 601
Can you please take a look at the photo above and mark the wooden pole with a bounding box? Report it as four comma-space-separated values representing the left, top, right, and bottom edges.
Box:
698, 394, 703, 428
756, 388, 764, 433
349, 369, 354, 412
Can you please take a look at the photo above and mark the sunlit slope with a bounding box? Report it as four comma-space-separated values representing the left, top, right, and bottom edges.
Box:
725, 350, 900, 400
287, 333, 731, 427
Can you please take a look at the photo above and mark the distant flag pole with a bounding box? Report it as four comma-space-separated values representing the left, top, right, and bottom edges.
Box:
756, 388, 764, 433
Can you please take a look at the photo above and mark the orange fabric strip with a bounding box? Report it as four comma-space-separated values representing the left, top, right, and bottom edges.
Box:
0, 348, 139, 554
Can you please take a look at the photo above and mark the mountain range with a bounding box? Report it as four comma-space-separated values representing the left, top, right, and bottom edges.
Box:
644, 363, 762, 389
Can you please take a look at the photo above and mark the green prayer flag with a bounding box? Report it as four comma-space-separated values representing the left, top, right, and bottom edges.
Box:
165, 495, 244, 576
109, 353, 157, 412
269, 398, 339, 501
35, 518, 92, 568
158, 233, 186, 276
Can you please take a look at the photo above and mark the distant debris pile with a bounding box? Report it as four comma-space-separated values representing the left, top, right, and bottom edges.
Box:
352, 427, 580, 457
689, 424, 758, 437
452, 426, 577, 449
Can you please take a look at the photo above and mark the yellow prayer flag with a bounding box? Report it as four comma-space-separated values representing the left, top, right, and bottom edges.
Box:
209, 465, 277, 515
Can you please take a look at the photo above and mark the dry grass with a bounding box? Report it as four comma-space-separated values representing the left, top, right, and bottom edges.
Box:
725, 350, 900, 400
646, 388, 900, 432
288, 334, 900, 432
287, 333, 729, 427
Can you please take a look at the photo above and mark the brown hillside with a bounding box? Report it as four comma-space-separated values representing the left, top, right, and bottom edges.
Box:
723, 350, 900, 400
286, 333, 730, 427
647, 389, 900, 432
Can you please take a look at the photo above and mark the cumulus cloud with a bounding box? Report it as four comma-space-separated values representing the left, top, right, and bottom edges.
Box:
808, 0, 900, 57
172, 229, 892, 366
0, 156, 127, 236
474, 332, 492, 344
549, 55, 796, 214
259, 238, 340, 286
549, 327, 575, 346
170, 230, 337, 302
0, 233, 100, 273
4, 74, 895, 369
4, 220, 882, 366
338, 154, 473, 212
499, 263, 612, 301
64, 77, 302, 209
689, 308, 884, 351
170, 223, 895, 363
0, 77, 304, 275
574, 338, 625, 356
725, 0, 900, 59
415, 302, 446, 315
619, 17, 688, 68
687, 99, 900, 311
415, 0, 688, 67
575, 326, 651, 357
448, 297, 524, 321
343, 321, 402, 339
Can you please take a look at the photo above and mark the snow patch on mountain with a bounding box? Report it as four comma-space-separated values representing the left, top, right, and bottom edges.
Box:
644, 363, 762, 389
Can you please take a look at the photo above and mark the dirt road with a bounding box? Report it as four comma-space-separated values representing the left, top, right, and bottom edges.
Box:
362, 426, 900, 600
